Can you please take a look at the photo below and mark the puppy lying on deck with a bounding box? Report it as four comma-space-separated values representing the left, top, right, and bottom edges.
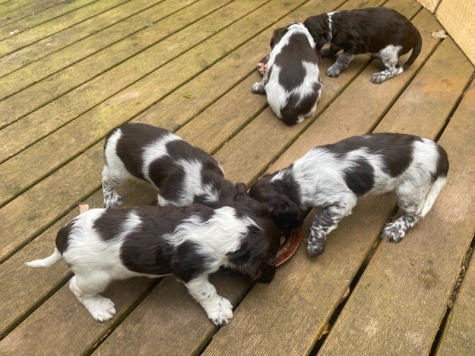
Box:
251, 22, 323, 125
102, 122, 241, 209
303, 7, 422, 83
249, 133, 449, 256
26, 204, 280, 325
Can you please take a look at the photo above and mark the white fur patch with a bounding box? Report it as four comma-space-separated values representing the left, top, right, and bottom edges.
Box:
142, 132, 182, 185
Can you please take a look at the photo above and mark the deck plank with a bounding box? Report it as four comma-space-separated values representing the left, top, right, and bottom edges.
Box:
0, 0, 98, 42
317, 43, 474, 356
0, 0, 129, 56
437, 123, 475, 354
0, 0, 64, 27
0, 0, 226, 157
0, 0, 168, 86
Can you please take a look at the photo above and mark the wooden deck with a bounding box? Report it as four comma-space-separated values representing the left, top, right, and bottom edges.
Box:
1, 0, 474, 354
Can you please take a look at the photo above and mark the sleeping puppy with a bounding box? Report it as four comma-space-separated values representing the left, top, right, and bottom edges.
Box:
249, 133, 449, 256
303, 7, 422, 83
102, 122, 238, 209
26, 203, 280, 325
251, 22, 323, 125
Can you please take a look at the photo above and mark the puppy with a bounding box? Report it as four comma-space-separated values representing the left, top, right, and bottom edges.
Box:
102, 122, 236, 209
26, 203, 280, 325
251, 22, 323, 125
249, 133, 449, 256
304, 7, 422, 83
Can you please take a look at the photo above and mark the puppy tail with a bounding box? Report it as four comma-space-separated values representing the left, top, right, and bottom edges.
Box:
25, 248, 62, 268
419, 176, 447, 218
402, 29, 422, 71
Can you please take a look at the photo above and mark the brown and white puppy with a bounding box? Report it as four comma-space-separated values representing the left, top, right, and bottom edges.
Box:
26, 203, 280, 325
304, 7, 422, 83
249, 133, 448, 256
252, 22, 323, 125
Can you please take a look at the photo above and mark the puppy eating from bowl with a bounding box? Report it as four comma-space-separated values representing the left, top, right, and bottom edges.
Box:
26, 203, 280, 325
251, 22, 323, 125
303, 7, 422, 83
249, 133, 448, 256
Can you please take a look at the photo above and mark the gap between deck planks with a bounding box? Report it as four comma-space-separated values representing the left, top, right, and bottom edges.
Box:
0, 0, 65, 27
0, 0, 167, 87
0, 0, 99, 42
0, 0, 130, 57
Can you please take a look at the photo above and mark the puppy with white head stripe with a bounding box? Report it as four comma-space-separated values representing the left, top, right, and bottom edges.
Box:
102, 122, 238, 209
304, 7, 422, 83
249, 133, 449, 256
252, 22, 323, 125
26, 203, 280, 325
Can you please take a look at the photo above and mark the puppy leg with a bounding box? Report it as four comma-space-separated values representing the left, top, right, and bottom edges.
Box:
251, 80, 266, 94
102, 165, 129, 209
69, 274, 116, 322
382, 181, 427, 242
370, 45, 403, 84
185, 275, 233, 325
327, 52, 355, 77
307, 195, 357, 256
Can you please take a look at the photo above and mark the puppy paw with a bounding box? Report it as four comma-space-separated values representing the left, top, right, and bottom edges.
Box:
382, 222, 406, 243
370, 72, 389, 84
208, 296, 233, 326
326, 65, 341, 77
82, 295, 116, 322
251, 82, 266, 94
307, 242, 325, 257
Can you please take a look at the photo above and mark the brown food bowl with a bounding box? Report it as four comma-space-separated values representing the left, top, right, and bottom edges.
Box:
275, 229, 302, 267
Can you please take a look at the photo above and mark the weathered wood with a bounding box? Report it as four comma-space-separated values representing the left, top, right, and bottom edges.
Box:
0, 0, 265, 202
438, 260, 475, 356
0, 0, 224, 158
0, 0, 227, 161
317, 45, 475, 356
0, 277, 158, 354
0, 0, 129, 57
433, 82, 475, 356
0, 0, 97, 42
0, 0, 64, 27
0, 0, 169, 85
